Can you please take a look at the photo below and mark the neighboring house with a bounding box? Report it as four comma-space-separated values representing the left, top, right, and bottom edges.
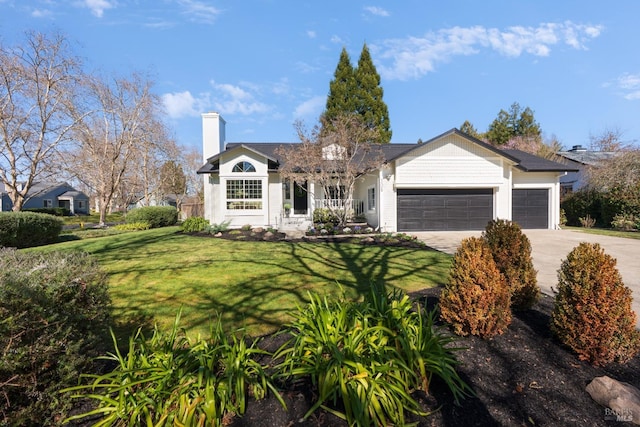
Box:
198, 113, 577, 232
129, 193, 179, 210
0, 181, 90, 214
557, 145, 620, 196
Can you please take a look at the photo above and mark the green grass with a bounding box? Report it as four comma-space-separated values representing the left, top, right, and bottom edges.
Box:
28, 227, 451, 338
562, 226, 640, 240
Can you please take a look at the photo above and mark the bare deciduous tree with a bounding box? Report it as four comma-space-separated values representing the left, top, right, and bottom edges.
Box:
588, 127, 629, 152
276, 114, 384, 226
0, 31, 84, 211
67, 72, 169, 225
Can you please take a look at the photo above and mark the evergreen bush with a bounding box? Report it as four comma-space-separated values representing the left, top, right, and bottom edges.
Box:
180, 216, 209, 232
482, 219, 539, 310
440, 237, 512, 338
125, 206, 178, 228
0, 249, 111, 425
0, 211, 63, 248
551, 242, 640, 366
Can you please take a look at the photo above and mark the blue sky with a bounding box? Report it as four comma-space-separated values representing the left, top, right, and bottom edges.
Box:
1, 1, 639, 151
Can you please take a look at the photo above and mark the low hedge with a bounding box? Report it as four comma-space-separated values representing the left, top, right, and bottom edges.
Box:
23, 207, 71, 216
125, 206, 178, 228
0, 211, 63, 248
0, 249, 112, 425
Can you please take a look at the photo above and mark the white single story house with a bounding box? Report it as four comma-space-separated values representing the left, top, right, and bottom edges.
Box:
198, 112, 577, 232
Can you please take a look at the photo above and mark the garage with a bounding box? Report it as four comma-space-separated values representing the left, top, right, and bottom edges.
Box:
512, 189, 548, 229
397, 189, 493, 231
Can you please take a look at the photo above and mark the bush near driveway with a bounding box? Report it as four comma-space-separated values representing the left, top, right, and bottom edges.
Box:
551, 242, 640, 366
440, 237, 512, 338
0, 249, 111, 426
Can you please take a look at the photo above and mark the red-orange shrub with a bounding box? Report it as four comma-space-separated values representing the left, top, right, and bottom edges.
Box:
482, 219, 539, 310
440, 237, 512, 338
551, 242, 640, 366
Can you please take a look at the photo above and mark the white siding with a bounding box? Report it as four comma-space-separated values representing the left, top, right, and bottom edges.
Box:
380, 164, 397, 232
396, 135, 505, 186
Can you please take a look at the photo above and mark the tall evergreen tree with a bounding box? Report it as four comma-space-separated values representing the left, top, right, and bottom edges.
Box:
485, 102, 541, 145
459, 120, 482, 140
323, 44, 392, 144
324, 48, 357, 125
355, 43, 392, 143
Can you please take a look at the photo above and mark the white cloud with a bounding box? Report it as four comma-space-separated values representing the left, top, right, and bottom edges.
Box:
293, 96, 325, 119
364, 6, 390, 17
616, 73, 640, 100
307, 30, 317, 39
31, 8, 53, 18
162, 91, 209, 119
77, 0, 115, 18
330, 35, 344, 44
178, 0, 221, 24
376, 21, 603, 80
209, 80, 271, 115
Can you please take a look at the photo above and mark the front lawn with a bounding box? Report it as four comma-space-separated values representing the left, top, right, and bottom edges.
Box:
562, 225, 640, 239
29, 227, 451, 338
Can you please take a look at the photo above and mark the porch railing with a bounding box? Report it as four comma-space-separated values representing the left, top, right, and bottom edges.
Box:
314, 199, 364, 218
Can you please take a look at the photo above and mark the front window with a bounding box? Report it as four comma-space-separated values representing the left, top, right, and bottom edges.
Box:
43, 199, 52, 208
367, 187, 376, 211
232, 161, 256, 173
226, 179, 262, 210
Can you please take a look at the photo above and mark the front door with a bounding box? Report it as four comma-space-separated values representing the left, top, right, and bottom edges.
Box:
293, 181, 308, 215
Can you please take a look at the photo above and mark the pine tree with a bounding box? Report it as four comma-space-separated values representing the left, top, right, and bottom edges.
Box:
355, 43, 392, 143
324, 48, 357, 125
485, 102, 541, 145
323, 44, 392, 144
459, 120, 482, 140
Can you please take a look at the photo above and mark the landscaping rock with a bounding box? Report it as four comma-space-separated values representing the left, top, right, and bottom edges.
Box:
263, 231, 274, 240
215, 232, 222, 237
586, 376, 640, 424
253, 227, 264, 233
360, 236, 375, 244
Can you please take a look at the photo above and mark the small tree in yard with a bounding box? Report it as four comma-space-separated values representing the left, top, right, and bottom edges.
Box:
482, 219, 539, 310
276, 113, 384, 227
551, 243, 640, 366
440, 237, 512, 338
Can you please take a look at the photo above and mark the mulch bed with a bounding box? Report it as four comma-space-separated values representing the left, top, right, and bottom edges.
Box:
227, 287, 640, 427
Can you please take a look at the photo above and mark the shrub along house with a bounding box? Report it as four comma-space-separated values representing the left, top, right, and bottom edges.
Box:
198, 113, 577, 232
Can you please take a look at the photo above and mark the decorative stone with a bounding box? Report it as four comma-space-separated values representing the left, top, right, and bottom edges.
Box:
253, 227, 264, 233
263, 231, 274, 240
361, 237, 375, 244
215, 232, 222, 237
586, 376, 640, 424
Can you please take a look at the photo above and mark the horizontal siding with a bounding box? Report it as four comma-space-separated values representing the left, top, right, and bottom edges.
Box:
396, 136, 504, 185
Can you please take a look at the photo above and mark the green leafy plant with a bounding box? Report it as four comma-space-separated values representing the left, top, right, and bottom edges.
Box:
207, 220, 231, 234
579, 214, 596, 228
482, 219, 539, 310
113, 221, 151, 231
0, 249, 111, 425
0, 211, 63, 248
181, 216, 210, 232
125, 206, 178, 228
551, 242, 640, 366
440, 237, 512, 338
611, 213, 639, 231
64, 312, 283, 426
275, 284, 470, 425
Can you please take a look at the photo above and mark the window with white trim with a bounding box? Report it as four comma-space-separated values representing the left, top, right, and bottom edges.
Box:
232, 161, 256, 172
226, 179, 262, 210
367, 187, 376, 211
43, 199, 52, 208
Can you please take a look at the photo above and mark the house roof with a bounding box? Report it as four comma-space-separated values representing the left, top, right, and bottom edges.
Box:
197, 128, 577, 174
558, 149, 620, 166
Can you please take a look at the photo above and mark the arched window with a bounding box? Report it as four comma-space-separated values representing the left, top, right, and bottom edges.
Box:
232, 161, 256, 173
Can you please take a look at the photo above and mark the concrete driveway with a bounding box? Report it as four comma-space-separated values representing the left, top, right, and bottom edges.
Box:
413, 229, 640, 322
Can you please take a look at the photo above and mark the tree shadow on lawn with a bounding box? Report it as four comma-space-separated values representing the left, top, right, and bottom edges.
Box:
105, 238, 450, 337
177, 240, 451, 336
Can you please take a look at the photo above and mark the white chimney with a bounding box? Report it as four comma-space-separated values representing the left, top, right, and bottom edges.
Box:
202, 112, 226, 162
